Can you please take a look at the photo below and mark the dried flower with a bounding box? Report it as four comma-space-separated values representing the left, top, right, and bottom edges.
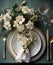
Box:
3, 21, 11, 30
16, 15, 25, 25
25, 20, 34, 29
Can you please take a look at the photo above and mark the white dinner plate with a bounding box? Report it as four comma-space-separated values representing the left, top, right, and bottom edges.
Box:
7, 27, 46, 62
12, 30, 41, 57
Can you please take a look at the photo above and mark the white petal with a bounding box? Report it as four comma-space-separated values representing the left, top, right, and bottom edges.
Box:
4, 21, 11, 30
26, 21, 34, 29
22, 6, 31, 14
16, 15, 25, 24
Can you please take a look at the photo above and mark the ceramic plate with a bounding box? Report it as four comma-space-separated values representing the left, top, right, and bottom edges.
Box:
12, 29, 41, 57
7, 27, 46, 62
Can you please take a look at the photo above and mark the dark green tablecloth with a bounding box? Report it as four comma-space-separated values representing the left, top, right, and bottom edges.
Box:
0, 0, 53, 63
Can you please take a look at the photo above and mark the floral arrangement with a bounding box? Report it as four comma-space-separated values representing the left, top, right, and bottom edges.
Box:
0, 1, 40, 62
0, 1, 38, 46
0, 1, 38, 31
0, 0, 51, 63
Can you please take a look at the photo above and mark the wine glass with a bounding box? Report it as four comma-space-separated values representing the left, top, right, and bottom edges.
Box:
38, 4, 49, 15
47, 11, 53, 61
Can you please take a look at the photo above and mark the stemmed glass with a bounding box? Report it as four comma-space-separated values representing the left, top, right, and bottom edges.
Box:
47, 11, 53, 60
38, 4, 49, 15
38, 4, 51, 61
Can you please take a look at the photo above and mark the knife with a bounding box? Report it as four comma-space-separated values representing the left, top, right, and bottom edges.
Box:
46, 29, 50, 61
50, 37, 53, 60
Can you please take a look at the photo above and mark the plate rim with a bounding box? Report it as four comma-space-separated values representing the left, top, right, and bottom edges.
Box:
31, 27, 46, 62
29, 30, 42, 57
7, 30, 17, 60
7, 27, 46, 62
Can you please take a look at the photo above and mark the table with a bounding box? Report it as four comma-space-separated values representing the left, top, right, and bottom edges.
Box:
0, 0, 53, 63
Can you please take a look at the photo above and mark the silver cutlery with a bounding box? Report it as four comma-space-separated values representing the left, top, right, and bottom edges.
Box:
46, 29, 50, 61
47, 11, 53, 61
3, 33, 6, 59
50, 37, 53, 60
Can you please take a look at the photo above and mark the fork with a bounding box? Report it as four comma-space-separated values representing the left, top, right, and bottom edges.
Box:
3, 33, 6, 59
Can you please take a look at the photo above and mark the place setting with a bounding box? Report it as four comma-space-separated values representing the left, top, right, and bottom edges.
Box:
0, 0, 53, 63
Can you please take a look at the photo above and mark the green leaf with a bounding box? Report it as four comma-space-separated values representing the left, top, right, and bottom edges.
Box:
21, 0, 27, 6
13, 4, 18, 10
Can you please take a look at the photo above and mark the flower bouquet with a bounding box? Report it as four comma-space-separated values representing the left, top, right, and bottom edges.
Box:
0, 0, 39, 63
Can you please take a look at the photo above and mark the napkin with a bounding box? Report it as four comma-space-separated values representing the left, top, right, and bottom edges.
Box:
15, 47, 31, 63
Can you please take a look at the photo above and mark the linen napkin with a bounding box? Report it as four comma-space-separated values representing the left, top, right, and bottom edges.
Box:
15, 47, 31, 63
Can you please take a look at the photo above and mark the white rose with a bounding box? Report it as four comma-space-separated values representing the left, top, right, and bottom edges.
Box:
13, 21, 24, 32
25, 20, 34, 29
16, 6, 22, 12
7, 9, 14, 16
13, 21, 18, 27
21, 6, 31, 14
7, 9, 12, 13
17, 24, 24, 32
16, 15, 25, 25
3, 21, 11, 30
3, 13, 12, 22
29, 8, 35, 15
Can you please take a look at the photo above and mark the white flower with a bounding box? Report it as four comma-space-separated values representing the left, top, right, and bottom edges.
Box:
13, 21, 24, 32
16, 6, 22, 12
3, 21, 11, 30
0, 14, 3, 22
16, 15, 25, 25
30, 8, 35, 13
13, 21, 17, 27
7, 9, 12, 13
25, 20, 34, 29
17, 24, 25, 32
3, 13, 12, 22
21, 6, 31, 14
16, 0, 26, 12
7, 9, 14, 16
29, 8, 35, 15
17, 33, 33, 47
17, 34, 28, 46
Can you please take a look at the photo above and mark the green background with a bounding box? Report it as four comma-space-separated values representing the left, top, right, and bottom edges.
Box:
0, 0, 53, 63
